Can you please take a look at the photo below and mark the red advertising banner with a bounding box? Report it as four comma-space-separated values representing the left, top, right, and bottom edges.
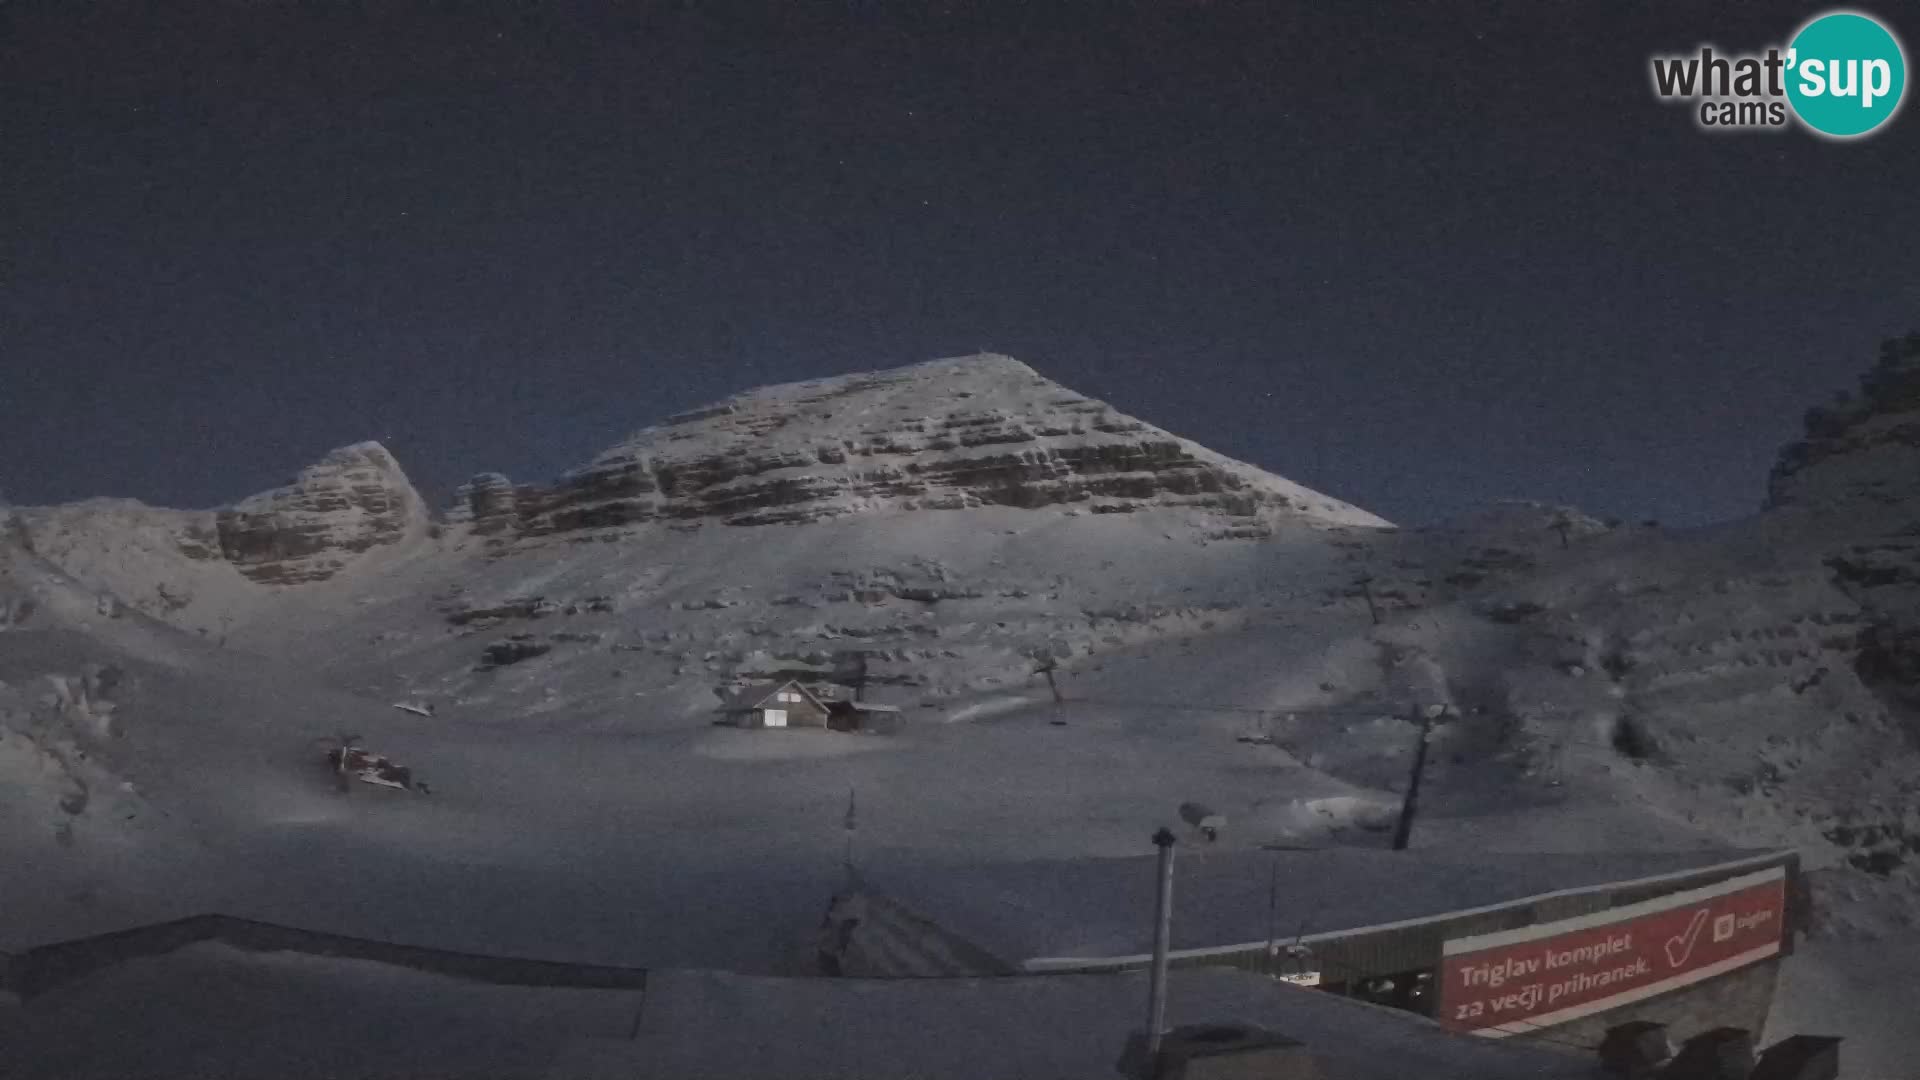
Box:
1439, 868, 1787, 1035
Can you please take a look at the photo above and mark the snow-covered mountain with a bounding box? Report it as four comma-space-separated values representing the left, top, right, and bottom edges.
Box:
443, 354, 1388, 538
8, 441, 433, 634
10, 346, 1918, 832
5, 344, 1920, 1075
12, 354, 1403, 722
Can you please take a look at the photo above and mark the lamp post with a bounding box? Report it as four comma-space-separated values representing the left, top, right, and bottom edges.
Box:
1145, 827, 1178, 1068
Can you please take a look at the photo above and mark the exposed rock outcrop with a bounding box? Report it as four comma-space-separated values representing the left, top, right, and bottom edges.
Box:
1769, 333, 1920, 718
15, 442, 431, 614
1770, 332, 1920, 512
444, 472, 520, 535
447, 354, 1388, 540
214, 441, 429, 584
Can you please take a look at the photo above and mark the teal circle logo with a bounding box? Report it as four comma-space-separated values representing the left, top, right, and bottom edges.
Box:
1786, 11, 1907, 138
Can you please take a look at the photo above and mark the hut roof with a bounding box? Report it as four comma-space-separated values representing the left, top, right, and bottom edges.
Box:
715, 679, 828, 713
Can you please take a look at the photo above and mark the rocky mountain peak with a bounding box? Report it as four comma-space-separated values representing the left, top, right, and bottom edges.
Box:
1769, 333, 1920, 513
446, 353, 1388, 540
215, 440, 429, 584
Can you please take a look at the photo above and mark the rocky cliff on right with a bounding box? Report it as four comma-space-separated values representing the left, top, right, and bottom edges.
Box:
1769, 332, 1920, 513
1769, 333, 1920, 715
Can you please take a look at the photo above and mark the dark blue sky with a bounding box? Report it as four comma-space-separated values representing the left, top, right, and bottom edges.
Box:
3, 1, 1915, 526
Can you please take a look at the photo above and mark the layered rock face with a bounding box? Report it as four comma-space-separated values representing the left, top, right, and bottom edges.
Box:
14, 441, 429, 612
214, 441, 430, 584
445, 473, 519, 536
1767, 333, 1920, 714
1769, 333, 1920, 512
446, 354, 1389, 539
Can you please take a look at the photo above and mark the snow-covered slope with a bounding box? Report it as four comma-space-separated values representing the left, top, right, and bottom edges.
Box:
8, 498, 263, 636
5, 345, 1920, 1075
0, 532, 225, 937
10, 441, 434, 635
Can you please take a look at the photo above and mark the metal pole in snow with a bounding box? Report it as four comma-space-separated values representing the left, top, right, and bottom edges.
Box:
1357, 575, 1380, 625
1391, 707, 1436, 851
843, 786, 857, 881
1145, 827, 1178, 1070
1264, 855, 1278, 976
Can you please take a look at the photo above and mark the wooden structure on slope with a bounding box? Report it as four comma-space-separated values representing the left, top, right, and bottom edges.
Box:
826, 699, 903, 734
716, 680, 831, 729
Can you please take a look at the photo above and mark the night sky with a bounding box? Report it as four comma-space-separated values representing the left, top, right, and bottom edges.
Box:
3, 1, 1915, 527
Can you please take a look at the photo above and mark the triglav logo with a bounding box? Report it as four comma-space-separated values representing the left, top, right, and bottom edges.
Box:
1650, 9, 1907, 138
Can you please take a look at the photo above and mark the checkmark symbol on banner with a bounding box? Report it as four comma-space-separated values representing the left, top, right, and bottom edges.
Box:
1665, 909, 1710, 968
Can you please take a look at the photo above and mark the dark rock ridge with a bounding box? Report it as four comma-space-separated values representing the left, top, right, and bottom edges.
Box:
445, 354, 1388, 539
1770, 332, 1920, 511
1771, 334, 1920, 717
450, 473, 519, 536
215, 441, 429, 584
479, 637, 552, 669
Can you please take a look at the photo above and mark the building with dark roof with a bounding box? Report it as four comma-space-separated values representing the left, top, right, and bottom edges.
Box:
825, 699, 903, 733
714, 680, 830, 729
